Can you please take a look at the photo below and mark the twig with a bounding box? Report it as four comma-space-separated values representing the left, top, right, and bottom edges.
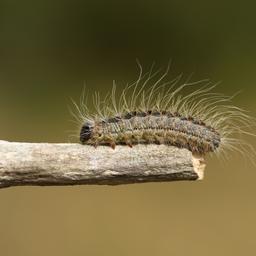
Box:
0, 140, 205, 188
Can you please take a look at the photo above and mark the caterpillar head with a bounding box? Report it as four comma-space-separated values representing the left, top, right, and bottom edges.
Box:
80, 121, 94, 144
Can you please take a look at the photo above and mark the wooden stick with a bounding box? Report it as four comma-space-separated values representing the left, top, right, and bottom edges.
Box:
0, 140, 205, 188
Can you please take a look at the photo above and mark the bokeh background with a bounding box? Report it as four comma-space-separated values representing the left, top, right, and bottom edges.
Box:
0, 1, 256, 255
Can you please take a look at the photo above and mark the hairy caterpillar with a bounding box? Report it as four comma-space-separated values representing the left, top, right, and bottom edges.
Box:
71, 64, 255, 160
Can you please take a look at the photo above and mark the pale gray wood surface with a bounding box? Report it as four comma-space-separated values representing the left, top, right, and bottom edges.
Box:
0, 140, 205, 188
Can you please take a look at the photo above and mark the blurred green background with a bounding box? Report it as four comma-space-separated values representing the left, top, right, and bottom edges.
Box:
0, 0, 256, 255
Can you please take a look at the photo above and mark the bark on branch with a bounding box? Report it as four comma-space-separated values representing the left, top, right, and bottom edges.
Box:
0, 140, 205, 188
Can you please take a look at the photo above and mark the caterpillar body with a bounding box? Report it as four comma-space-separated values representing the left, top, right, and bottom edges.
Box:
80, 111, 220, 154
72, 65, 255, 159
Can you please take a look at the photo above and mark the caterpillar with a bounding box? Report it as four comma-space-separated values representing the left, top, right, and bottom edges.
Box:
71, 64, 255, 160
79, 111, 220, 154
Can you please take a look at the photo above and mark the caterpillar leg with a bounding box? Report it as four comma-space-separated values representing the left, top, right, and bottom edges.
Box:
92, 141, 99, 148
126, 141, 133, 148
109, 141, 116, 149
122, 134, 133, 148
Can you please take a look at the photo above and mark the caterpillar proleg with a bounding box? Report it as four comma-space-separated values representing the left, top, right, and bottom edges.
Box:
71, 64, 256, 161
